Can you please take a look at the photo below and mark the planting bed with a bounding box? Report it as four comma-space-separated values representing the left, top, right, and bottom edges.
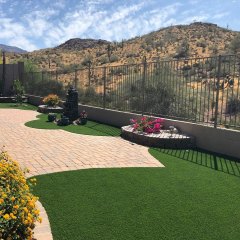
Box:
121, 125, 195, 149
38, 104, 63, 113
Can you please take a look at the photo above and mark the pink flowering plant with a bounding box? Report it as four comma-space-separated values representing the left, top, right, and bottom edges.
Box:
130, 116, 164, 134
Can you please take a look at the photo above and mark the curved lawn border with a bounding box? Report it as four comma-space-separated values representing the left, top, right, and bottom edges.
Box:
34, 201, 53, 240
32, 148, 240, 240
25, 114, 121, 136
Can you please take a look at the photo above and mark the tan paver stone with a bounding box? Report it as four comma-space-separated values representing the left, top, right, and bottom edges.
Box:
0, 109, 165, 240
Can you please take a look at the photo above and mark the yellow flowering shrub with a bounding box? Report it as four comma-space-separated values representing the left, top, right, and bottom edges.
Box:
43, 94, 60, 107
0, 150, 41, 240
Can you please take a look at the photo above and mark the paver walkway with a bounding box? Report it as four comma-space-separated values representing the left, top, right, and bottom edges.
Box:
0, 109, 164, 240
0, 109, 163, 177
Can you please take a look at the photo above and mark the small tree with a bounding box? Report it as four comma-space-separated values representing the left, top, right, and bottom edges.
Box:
0, 49, 2, 64
13, 80, 25, 105
107, 44, 113, 61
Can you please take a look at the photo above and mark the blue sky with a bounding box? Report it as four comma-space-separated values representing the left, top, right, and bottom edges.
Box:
0, 0, 239, 51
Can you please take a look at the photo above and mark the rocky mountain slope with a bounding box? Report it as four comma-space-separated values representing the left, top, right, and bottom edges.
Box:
0, 44, 27, 53
5, 22, 240, 71
56, 38, 111, 51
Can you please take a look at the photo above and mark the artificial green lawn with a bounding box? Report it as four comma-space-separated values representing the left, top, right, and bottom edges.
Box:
25, 114, 121, 136
33, 148, 240, 240
0, 103, 37, 111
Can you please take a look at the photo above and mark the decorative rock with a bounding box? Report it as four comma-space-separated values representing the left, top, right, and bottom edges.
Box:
169, 126, 179, 134
121, 125, 195, 149
57, 116, 70, 126
48, 113, 57, 122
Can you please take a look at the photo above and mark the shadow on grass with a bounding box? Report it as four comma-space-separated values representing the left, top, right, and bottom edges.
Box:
0, 103, 37, 111
153, 147, 240, 178
86, 121, 121, 136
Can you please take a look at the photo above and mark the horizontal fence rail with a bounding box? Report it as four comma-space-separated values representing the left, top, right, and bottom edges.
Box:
22, 55, 240, 130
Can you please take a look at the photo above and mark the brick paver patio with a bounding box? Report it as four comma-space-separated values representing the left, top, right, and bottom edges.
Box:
0, 109, 164, 240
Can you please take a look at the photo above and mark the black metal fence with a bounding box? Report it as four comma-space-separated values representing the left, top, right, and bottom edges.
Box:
22, 55, 240, 130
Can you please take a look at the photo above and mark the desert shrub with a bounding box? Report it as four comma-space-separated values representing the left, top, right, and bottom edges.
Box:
196, 40, 207, 48
126, 52, 140, 58
145, 46, 152, 52
59, 64, 79, 74
145, 36, 155, 46
229, 34, 240, 54
140, 43, 147, 49
99, 56, 109, 65
155, 40, 165, 50
78, 87, 103, 106
126, 58, 135, 64
109, 67, 126, 76
209, 45, 218, 55
96, 51, 105, 57
111, 63, 198, 119
0, 150, 41, 240
43, 94, 60, 107
109, 55, 119, 63
174, 41, 190, 59
81, 55, 93, 66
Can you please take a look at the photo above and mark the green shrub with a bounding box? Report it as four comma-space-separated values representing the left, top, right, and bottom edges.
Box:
13, 80, 25, 104
226, 97, 240, 114
23, 72, 66, 98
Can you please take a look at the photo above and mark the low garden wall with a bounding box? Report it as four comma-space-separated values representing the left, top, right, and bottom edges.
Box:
78, 104, 240, 159
27, 95, 240, 159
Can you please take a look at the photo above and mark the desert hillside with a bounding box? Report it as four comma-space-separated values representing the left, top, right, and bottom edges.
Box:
5, 22, 240, 72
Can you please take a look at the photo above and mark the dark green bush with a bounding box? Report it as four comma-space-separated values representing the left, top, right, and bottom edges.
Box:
226, 97, 240, 114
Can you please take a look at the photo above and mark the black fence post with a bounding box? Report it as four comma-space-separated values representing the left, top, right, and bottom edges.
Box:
74, 69, 77, 89
142, 56, 147, 116
103, 67, 107, 109
88, 61, 91, 86
56, 70, 58, 82
2, 51, 6, 96
214, 55, 222, 129
42, 71, 44, 84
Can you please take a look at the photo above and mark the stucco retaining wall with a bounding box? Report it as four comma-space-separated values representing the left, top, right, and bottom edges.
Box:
78, 104, 240, 159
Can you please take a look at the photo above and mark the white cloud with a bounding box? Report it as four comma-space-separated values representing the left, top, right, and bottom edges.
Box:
212, 12, 229, 19
8, 37, 37, 52
180, 15, 209, 24
0, 0, 238, 51
103, 3, 144, 24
